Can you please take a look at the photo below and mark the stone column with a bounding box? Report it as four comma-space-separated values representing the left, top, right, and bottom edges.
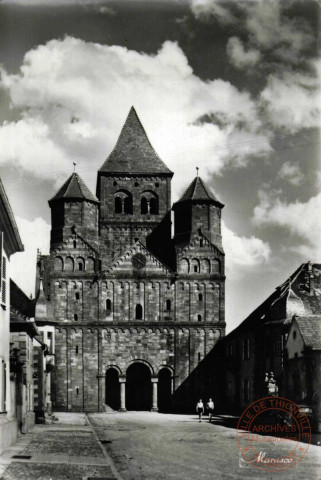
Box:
119, 376, 127, 412
151, 378, 158, 412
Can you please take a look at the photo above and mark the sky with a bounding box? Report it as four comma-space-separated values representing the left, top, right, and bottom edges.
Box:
0, 0, 320, 332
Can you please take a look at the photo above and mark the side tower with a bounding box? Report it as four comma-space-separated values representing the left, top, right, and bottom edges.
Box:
97, 107, 173, 268
173, 176, 225, 329
49, 172, 99, 250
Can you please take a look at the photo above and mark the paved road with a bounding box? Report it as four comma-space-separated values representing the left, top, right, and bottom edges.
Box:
88, 412, 321, 480
0, 413, 120, 480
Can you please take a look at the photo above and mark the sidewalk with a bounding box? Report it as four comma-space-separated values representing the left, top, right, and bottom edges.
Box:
0, 413, 121, 480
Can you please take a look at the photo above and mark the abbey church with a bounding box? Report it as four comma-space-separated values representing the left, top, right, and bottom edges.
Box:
35, 107, 226, 412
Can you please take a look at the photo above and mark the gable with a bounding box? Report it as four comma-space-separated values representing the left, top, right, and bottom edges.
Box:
107, 242, 172, 276
176, 232, 224, 258
51, 234, 98, 257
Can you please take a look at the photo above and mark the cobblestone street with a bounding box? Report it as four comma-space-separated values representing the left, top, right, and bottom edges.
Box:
0, 412, 320, 480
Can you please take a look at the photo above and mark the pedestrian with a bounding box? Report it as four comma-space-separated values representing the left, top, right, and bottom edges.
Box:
196, 399, 204, 422
206, 398, 215, 422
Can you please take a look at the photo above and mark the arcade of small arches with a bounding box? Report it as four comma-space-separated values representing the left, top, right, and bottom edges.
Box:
54, 255, 95, 272
104, 361, 174, 412
179, 257, 221, 274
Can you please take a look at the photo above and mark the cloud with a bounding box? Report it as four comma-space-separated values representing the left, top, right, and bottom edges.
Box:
260, 63, 321, 132
279, 161, 304, 186
0, 37, 271, 198
253, 190, 321, 259
191, 0, 237, 24
227, 37, 260, 69
222, 221, 271, 278
10, 217, 50, 298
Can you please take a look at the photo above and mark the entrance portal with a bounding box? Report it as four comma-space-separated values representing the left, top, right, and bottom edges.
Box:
158, 368, 172, 412
126, 363, 152, 410
105, 368, 120, 410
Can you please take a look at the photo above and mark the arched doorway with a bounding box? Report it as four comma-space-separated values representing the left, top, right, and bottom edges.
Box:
158, 368, 172, 412
126, 363, 152, 410
105, 368, 120, 410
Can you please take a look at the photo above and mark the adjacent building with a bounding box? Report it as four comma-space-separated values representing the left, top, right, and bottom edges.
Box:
0, 179, 24, 453
35, 107, 226, 412
285, 315, 321, 431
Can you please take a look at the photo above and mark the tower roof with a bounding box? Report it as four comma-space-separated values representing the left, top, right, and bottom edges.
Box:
175, 176, 224, 207
49, 173, 99, 204
99, 107, 173, 175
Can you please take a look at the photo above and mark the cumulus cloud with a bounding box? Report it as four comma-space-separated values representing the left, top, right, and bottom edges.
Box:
10, 217, 50, 298
253, 190, 321, 259
222, 221, 271, 278
227, 37, 260, 69
260, 63, 321, 132
279, 161, 304, 186
0, 37, 271, 197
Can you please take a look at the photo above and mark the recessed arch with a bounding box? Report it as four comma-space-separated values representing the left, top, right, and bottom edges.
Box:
54, 256, 63, 272
126, 362, 152, 410
180, 258, 189, 273
140, 190, 159, 215
105, 367, 120, 410
64, 256, 74, 271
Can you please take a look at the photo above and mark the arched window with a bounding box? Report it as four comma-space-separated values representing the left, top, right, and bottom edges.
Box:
76, 257, 85, 271
115, 196, 122, 213
200, 238, 203, 247
75, 292, 80, 300
140, 191, 158, 215
115, 190, 133, 214
141, 197, 148, 214
74, 313, 78, 321
166, 299, 171, 311
106, 299, 112, 313
198, 293, 203, 301
197, 314, 202, 322
73, 240, 77, 248
135, 304, 143, 320
192, 259, 200, 273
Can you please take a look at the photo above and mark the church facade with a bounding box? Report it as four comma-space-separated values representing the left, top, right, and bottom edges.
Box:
35, 107, 226, 412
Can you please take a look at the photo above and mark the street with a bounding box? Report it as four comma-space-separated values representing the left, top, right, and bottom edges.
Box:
88, 412, 321, 480
0, 412, 320, 480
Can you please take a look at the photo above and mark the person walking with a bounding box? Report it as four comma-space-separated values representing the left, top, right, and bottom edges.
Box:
196, 399, 204, 422
206, 398, 215, 423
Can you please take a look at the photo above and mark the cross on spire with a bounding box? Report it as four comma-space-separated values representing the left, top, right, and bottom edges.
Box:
73, 162, 77, 172
196, 166, 199, 176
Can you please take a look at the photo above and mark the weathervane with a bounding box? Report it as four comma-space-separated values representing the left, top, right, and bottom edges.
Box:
196, 166, 199, 176
73, 162, 77, 172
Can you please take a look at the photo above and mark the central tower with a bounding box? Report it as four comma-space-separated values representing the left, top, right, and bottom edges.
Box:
97, 107, 173, 268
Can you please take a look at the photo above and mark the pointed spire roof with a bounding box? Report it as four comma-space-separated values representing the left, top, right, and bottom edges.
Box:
99, 107, 173, 175
176, 176, 224, 207
49, 173, 99, 204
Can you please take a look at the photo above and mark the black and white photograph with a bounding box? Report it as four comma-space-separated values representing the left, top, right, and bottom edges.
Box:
0, 0, 320, 479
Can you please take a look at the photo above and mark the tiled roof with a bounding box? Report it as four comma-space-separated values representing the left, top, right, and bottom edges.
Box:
295, 316, 321, 350
99, 107, 172, 175
49, 173, 98, 204
176, 176, 224, 206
